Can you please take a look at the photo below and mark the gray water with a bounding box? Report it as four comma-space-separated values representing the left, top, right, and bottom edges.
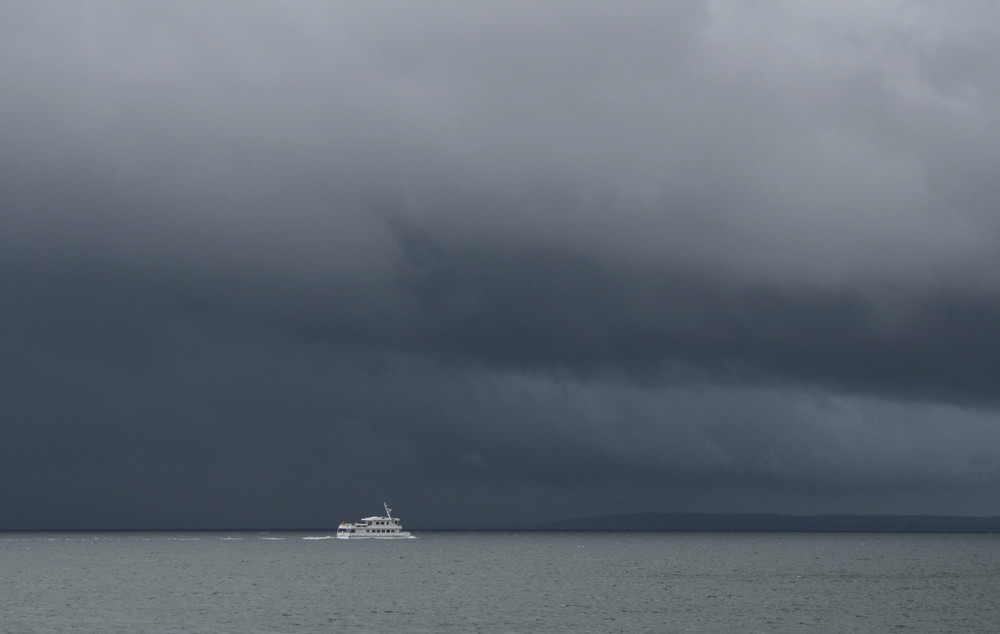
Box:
2, 531, 999, 633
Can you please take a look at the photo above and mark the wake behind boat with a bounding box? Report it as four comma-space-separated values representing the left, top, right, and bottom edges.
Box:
336, 502, 416, 539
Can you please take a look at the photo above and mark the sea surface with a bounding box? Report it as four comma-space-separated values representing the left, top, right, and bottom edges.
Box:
2, 531, 999, 633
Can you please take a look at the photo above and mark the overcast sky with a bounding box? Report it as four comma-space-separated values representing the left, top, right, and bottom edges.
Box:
3, 1, 1000, 529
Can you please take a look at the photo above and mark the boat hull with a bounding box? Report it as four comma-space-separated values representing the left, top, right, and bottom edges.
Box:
335, 533, 416, 540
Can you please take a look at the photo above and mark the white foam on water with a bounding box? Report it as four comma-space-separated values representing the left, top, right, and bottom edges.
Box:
301, 535, 336, 540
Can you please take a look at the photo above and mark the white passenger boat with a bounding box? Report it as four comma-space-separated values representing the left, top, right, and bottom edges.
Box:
337, 502, 416, 539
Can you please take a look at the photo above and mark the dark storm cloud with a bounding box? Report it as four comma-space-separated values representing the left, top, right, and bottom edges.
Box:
3, 1, 1000, 527
380, 217, 1000, 404
5, 267, 1000, 528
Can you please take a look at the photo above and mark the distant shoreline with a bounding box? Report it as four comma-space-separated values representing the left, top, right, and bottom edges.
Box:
5, 513, 1000, 533
474, 512, 1000, 533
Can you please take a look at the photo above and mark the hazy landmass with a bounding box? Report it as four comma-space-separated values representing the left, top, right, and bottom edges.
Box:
466, 512, 1000, 532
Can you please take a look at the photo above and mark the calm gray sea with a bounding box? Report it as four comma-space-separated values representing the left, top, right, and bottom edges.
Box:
2, 531, 999, 633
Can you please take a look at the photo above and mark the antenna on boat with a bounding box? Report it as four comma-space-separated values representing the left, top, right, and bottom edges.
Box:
384, 501, 393, 518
